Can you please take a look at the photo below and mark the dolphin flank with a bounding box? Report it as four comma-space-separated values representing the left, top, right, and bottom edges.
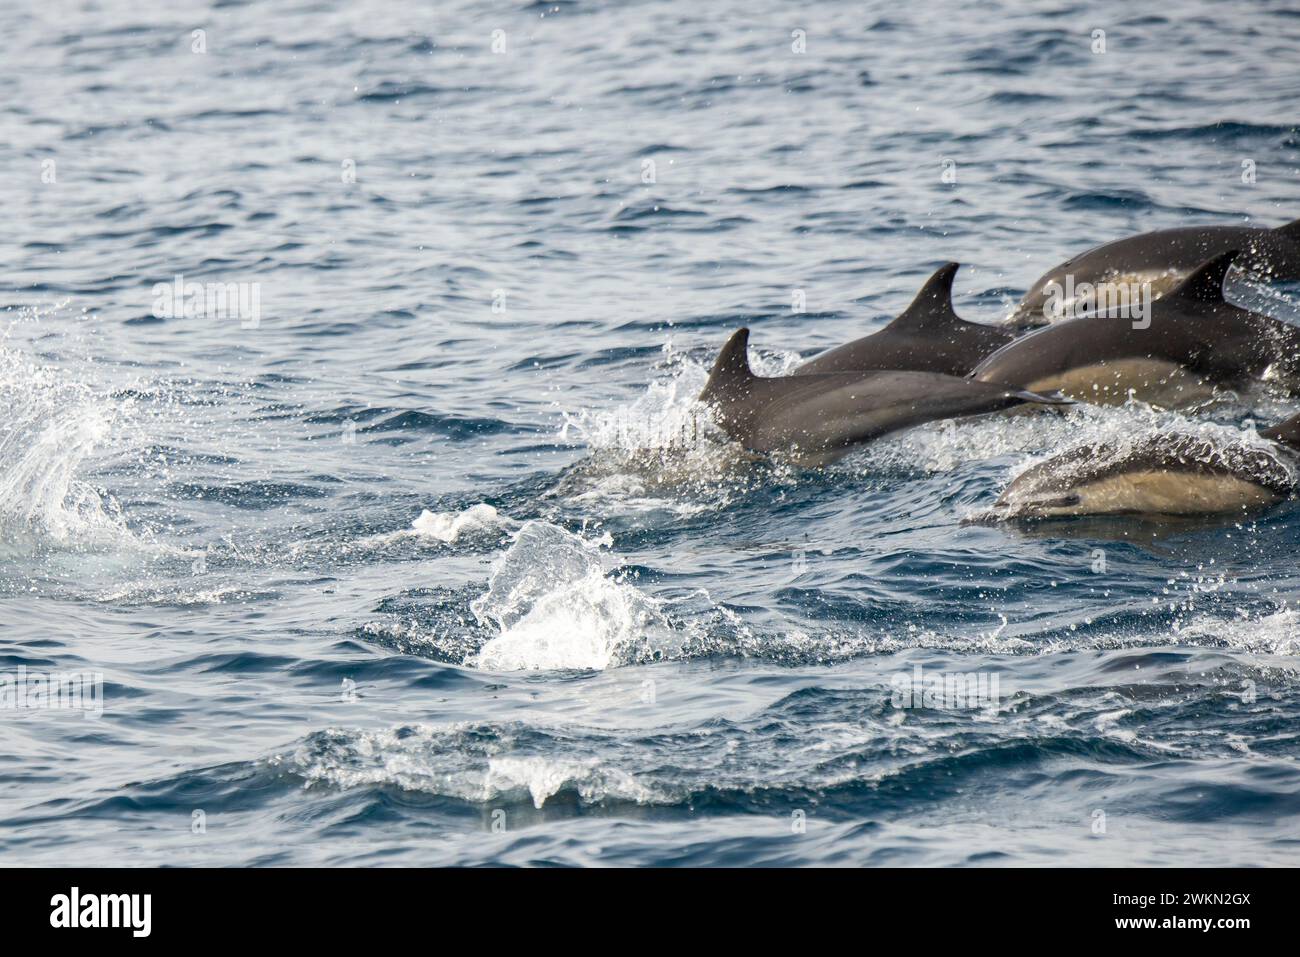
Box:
698, 327, 1070, 466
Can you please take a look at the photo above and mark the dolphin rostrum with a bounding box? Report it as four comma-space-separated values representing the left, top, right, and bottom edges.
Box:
970, 251, 1300, 408
698, 327, 1070, 466
1007, 216, 1300, 329
797, 263, 1014, 376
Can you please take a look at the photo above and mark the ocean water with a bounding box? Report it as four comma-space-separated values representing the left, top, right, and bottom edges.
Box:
3, 0, 1300, 867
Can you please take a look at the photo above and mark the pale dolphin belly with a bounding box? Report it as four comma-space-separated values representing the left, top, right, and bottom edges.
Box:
1046, 269, 1183, 321
1024, 358, 1219, 408
1070, 470, 1282, 515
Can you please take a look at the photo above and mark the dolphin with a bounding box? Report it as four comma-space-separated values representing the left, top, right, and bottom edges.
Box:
1007, 216, 1300, 329
698, 327, 1070, 466
969, 251, 1300, 408
990, 413, 1300, 519
797, 263, 1014, 376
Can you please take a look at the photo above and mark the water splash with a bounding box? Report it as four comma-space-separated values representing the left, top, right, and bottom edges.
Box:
559, 337, 803, 454
409, 503, 515, 543
0, 344, 131, 550
549, 339, 796, 514
469, 521, 682, 671
1178, 607, 1300, 656
833, 400, 1286, 491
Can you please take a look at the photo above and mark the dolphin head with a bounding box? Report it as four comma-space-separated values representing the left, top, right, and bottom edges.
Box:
1002, 298, 1055, 332
988, 442, 1112, 519
1003, 262, 1080, 331
990, 469, 1084, 518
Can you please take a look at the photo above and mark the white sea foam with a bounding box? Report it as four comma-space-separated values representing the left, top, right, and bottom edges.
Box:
410, 503, 513, 543
559, 342, 712, 454
1177, 607, 1300, 656
343, 503, 517, 555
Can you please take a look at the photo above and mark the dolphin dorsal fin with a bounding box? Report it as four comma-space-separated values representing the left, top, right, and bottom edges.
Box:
1168, 250, 1239, 303
1275, 216, 1300, 242
700, 327, 756, 401
1261, 412, 1300, 451
885, 263, 961, 332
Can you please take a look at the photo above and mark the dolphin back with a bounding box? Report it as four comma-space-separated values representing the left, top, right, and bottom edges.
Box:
797, 263, 1013, 376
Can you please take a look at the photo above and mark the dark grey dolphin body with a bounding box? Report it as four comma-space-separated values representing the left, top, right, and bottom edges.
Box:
797, 263, 1014, 376
970, 251, 1300, 408
992, 412, 1300, 518
698, 328, 1069, 465
1007, 217, 1300, 329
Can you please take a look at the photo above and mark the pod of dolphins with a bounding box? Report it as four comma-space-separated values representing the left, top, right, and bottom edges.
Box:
695, 216, 1300, 519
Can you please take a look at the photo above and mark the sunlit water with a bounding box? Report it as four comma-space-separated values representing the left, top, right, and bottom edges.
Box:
2, 0, 1300, 866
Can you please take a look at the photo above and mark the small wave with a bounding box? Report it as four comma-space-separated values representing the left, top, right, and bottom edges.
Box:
272, 723, 659, 809
96, 580, 276, 606
266, 652, 1297, 819
1131, 121, 1298, 143
611, 201, 709, 224
274, 505, 518, 572
1059, 189, 1156, 212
